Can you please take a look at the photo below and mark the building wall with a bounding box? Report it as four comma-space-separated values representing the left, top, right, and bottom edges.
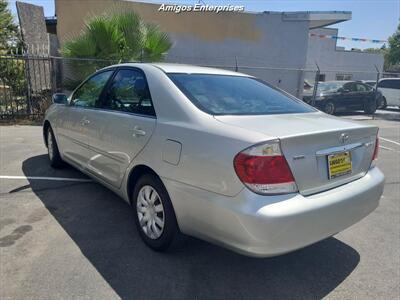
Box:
306, 28, 384, 82
55, 0, 310, 96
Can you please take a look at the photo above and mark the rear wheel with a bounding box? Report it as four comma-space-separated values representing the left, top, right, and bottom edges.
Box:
324, 101, 335, 115
46, 127, 63, 168
132, 174, 183, 251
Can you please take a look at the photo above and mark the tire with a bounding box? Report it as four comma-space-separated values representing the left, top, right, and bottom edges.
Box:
324, 101, 335, 115
364, 100, 377, 114
380, 97, 387, 109
132, 173, 183, 251
46, 126, 63, 168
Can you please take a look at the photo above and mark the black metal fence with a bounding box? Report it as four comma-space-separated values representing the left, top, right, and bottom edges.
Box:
1, 53, 399, 119
0, 54, 115, 119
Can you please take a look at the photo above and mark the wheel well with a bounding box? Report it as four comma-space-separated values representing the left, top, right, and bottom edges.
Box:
127, 165, 158, 205
43, 120, 51, 147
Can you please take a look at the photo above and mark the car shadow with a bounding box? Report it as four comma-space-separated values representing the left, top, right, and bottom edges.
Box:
22, 155, 360, 299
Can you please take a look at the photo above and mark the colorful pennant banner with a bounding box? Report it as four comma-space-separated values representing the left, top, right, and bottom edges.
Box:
309, 33, 387, 43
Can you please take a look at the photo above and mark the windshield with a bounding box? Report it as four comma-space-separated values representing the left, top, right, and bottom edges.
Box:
317, 82, 344, 93
168, 73, 315, 115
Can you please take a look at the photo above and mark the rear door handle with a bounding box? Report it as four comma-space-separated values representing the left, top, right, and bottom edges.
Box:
133, 126, 146, 137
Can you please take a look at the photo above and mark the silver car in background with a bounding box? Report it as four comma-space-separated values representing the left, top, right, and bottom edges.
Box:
377, 78, 400, 109
44, 63, 384, 257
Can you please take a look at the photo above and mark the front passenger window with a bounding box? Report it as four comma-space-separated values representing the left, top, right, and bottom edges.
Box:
103, 69, 155, 116
71, 70, 114, 107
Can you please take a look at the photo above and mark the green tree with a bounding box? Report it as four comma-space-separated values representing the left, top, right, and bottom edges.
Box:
387, 23, 400, 67
363, 23, 400, 73
61, 10, 172, 86
0, 0, 25, 103
0, 0, 19, 53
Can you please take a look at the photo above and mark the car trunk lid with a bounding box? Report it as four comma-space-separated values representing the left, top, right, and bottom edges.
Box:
215, 112, 378, 195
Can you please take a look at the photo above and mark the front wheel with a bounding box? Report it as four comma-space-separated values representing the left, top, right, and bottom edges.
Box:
132, 174, 183, 251
324, 101, 335, 115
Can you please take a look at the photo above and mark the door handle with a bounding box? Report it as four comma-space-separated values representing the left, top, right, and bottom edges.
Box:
133, 126, 146, 137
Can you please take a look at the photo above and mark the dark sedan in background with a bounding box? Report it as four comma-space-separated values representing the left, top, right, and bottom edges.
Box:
303, 81, 383, 114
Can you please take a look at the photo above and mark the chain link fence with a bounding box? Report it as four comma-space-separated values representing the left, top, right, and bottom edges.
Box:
1, 52, 398, 120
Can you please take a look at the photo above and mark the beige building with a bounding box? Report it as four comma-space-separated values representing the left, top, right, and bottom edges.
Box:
55, 0, 264, 46
53, 0, 355, 96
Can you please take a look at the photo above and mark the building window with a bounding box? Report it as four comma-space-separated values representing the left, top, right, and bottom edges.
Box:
318, 74, 326, 82
336, 74, 353, 81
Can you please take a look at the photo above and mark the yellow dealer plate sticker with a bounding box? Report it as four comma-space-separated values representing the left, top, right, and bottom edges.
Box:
328, 151, 352, 179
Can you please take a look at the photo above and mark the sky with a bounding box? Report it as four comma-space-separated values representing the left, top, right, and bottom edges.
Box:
7, 0, 400, 50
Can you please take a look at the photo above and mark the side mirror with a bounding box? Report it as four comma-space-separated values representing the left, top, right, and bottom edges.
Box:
339, 88, 350, 94
52, 93, 68, 105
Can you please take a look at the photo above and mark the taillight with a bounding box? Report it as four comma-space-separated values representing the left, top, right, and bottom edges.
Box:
372, 136, 379, 161
233, 139, 298, 195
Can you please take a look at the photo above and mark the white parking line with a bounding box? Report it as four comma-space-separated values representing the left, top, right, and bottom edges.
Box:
0, 175, 92, 182
379, 145, 394, 151
380, 137, 400, 147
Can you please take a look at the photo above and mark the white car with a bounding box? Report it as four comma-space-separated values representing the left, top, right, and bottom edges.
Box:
377, 78, 400, 109
44, 63, 384, 257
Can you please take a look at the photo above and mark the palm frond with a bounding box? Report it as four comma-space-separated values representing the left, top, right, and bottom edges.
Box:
85, 15, 123, 60
60, 9, 172, 83
143, 23, 172, 62
61, 34, 97, 58
111, 11, 144, 60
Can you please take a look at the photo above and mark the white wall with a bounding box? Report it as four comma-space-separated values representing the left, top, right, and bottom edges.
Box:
306, 28, 384, 82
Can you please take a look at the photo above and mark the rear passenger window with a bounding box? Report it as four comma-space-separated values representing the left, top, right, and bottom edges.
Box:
102, 69, 155, 116
343, 83, 356, 92
378, 79, 400, 89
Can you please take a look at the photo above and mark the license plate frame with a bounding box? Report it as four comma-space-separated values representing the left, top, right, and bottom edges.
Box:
327, 151, 352, 179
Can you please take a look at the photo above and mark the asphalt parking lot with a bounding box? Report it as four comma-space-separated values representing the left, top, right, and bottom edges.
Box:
0, 110, 399, 300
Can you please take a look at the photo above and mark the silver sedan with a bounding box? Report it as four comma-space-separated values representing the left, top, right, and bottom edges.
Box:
44, 63, 384, 257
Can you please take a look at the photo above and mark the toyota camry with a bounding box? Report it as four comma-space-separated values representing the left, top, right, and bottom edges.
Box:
44, 63, 384, 257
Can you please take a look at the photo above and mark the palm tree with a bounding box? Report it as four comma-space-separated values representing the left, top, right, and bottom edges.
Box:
61, 10, 172, 87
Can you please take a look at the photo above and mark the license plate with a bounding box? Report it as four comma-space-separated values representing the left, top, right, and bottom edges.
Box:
328, 151, 352, 179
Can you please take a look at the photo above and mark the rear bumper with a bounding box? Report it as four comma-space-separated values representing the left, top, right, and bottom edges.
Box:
163, 167, 384, 257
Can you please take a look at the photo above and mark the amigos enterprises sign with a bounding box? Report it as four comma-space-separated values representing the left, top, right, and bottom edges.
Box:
158, 3, 245, 14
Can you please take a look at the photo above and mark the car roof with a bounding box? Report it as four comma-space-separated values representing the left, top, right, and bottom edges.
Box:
105, 63, 250, 77
151, 63, 248, 76
319, 80, 371, 85
319, 81, 349, 84
379, 78, 400, 81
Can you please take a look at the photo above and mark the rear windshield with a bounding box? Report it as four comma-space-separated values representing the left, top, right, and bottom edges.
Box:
168, 73, 315, 115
